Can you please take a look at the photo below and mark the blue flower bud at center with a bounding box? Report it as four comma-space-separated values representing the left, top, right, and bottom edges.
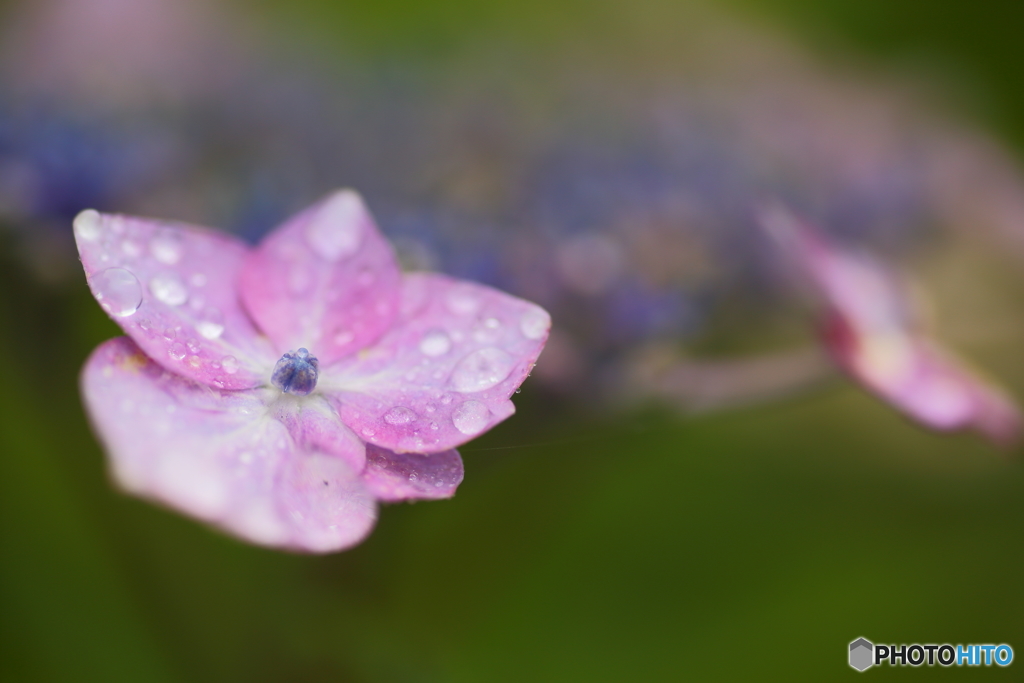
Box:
271, 348, 319, 395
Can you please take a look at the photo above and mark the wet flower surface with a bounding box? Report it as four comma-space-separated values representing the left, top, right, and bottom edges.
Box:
761, 205, 1021, 445
77, 190, 550, 552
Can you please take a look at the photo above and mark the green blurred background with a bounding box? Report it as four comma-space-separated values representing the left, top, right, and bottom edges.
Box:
5, 1, 1024, 680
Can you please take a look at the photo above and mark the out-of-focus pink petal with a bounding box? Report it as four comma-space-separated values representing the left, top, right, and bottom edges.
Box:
760, 203, 912, 331
763, 203, 1022, 445
81, 337, 377, 553
239, 190, 402, 365
321, 273, 551, 453
824, 315, 1022, 445
73, 209, 274, 390
361, 444, 464, 502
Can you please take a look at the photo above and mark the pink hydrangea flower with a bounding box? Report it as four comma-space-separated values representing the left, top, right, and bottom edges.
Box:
75, 190, 550, 552
760, 204, 1021, 446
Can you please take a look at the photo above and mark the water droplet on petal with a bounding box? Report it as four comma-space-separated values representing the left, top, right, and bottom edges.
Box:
519, 307, 550, 340
196, 307, 225, 340
150, 230, 183, 264
362, 427, 376, 437
453, 400, 490, 435
90, 267, 142, 317
383, 406, 415, 425
196, 322, 224, 340
150, 273, 188, 306
121, 239, 141, 257
221, 356, 238, 374
446, 285, 481, 315
333, 330, 355, 346
305, 190, 364, 261
450, 347, 515, 392
162, 327, 177, 341
74, 209, 102, 242
168, 342, 187, 361
419, 330, 451, 357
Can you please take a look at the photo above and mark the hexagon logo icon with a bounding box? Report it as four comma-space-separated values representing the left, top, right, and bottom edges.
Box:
849, 638, 874, 671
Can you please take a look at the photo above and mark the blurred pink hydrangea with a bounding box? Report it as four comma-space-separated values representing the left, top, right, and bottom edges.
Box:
761, 205, 1021, 445
76, 190, 550, 552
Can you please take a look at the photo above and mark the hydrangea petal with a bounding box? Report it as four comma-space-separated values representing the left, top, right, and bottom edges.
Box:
239, 190, 402, 365
761, 204, 912, 331
361, 445, 464, 502
81, 337, 377, 552
73, 209, 274, 390
824, 315, 1022, 445
321, 273, 551, 453
763, 205, 1022, 445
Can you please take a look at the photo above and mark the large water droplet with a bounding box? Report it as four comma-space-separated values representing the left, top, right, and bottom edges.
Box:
149, 273, 188, 306
452, 400, 490, 435
196, 307, 225, 340
305, 190, 364, 261
450, 347, 515, 392
419, 330, 451, 357
150, 229, 183, 264
519, 307, 550, 340
221, 356, 239, 374
383, 406, 416, 425
90, 267, 142, 317
73, 209, 102, 242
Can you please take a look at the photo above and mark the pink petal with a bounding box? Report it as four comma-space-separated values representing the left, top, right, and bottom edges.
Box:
361, 445, 464, 502
73, 209, 274, 390
321, 273, 551, 453
81, 337, 377, 553
764, 203, 1021, 445
239, 190, 402, 365
761, 204, 911, 331
824, 315, 1022, 445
